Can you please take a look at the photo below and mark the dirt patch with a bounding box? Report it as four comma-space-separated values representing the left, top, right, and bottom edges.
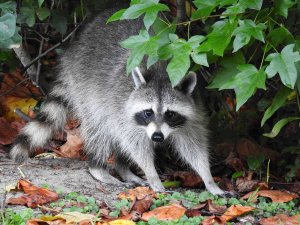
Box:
0, 155, 128, 211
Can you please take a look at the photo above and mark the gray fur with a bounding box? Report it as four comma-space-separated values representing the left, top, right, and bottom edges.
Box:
10, 6, 224, 195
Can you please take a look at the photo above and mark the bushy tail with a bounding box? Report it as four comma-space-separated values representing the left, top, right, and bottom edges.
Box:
10, 96, 68, 163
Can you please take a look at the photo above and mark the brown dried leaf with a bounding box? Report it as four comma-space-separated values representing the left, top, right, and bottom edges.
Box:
7, 179, 59, 208
220, 205, 255, 222
173, 171, 203, 188
241, 190, 298, 203
26, 219, 66, 225
206, 199, 227, 214
259, 214, 300, 225
202, 216, 226, 225
56, 128, 84, 159
0, 117, 18, 145
118, 187, 157, 201
141, 204, 186, 221
185, 203, 206, 217
236, 177, 258, 193
131, 195, 153, 216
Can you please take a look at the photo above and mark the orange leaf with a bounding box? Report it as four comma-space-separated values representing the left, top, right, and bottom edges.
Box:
173, 171, 203, 188
259, 214, 300, 225
220, 205, 255, 222
118, 187, 157, 201
141, 204, 186, 221
0, 117, 18, 145
241, 190, 298, 203
7, 179, 59, 208
26, 219, 66, 225
202, 216, 226, 225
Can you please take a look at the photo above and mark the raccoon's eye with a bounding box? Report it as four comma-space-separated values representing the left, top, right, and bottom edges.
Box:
144, 109, 153, 118
165, 111, 177, 119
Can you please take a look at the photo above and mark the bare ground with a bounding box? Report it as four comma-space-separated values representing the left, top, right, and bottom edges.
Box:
0, 154, 128, 214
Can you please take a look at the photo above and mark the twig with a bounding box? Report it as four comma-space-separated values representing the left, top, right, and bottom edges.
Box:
23, 16, 87, 72
0, 77, 30, 97
17, 166, 26, 178
0, 191, 7, 218
37, 205, 61, 214
14, 108, 33, 122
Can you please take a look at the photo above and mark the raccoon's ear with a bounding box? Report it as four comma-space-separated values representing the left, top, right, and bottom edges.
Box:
176, 71, 197, 95
132, 67, 146, 89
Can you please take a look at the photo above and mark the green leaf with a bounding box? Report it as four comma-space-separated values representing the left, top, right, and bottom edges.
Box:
232, 19, 266, 52
265, 44, 300, 89
208, 52, 245, 89
198, 19, 237, 56
191, 52, 209, 67
192, 0, 218, 19
0, 27, 21, 49
36, 8, 50, 21
166, 41, 191, 87
143, 11, 157, 30
38, 0, 45, 7
187, 35, 206, 49
107, 9, 126, 23
50, 10, 68, 34
261, 87, 292, 126
239, 0, 263, 10
274, 0, 295, 18
147, 55, 159, 68
222, 3, 246, 17
267, 26, 293, 48
121, 30, 159, 74
220, 64, 267, 110
263, 117, 300, 138
0, 1, 17, 14
18, 7, 35, 27
0, 13, 16, 41
152, 18, 176, 45
120, 1, 169, 29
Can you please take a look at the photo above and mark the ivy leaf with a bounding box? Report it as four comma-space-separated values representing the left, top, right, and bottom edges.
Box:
166, 41, 191, 87
208, 52, 245, 89
239, 0, 263, 10
263, 117, 300, 138
198, 19, 237, 56
192, 0, 218, 19
0, 27, 21, 48
191, 52, 209, 67
50, 10, 67, 34
261, 87, 292, 126
232, 19, 266, 52
36, 8, 50, 21
18, 7, 35, 27
38, 0, 45, 7
222, 3, 246, 17
121, 30, 159, 74
120, 1, 169, 30
267, 26, 293, 48
265, 44, 300, 89
107, 9, 126, 23
0, 1, 17, 14
274, 0, 295, 18
220, 64, 267, 110
0, 13, 16, 41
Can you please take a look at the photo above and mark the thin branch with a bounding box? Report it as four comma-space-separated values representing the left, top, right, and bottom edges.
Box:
0, 77, 30, 97
23, 16, 87, 73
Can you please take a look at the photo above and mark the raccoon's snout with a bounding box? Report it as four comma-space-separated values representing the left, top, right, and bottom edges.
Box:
151, 132, 164, 142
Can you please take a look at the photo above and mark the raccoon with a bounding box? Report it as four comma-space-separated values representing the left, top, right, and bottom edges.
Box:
10, 6, 224, 195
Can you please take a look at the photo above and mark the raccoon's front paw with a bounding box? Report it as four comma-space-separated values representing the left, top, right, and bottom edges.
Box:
10, 144, 30, 164
218, 191, 236, 198
148, 181, 165, 193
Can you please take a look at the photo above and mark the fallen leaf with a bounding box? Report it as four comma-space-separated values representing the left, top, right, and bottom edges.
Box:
236, 177, 258, 193
5, 183, 17, 192
26, 219, 66, 225
241, 190, 298, 203
220, 205, 255, 222
2, 96, 37, 121
206, 199, 227, 214
54, 212, 95, 224
173, 171, 203, 188
202, 216, 226, 225
55, 128, 84, 159
101, 220, 136, 225
0, 117, 18, 145
185, 203, 206, 217
118, 187, 157, 201
7, 179, 59, 208
131, 195, 153, 217
141, 204, 186, 221
259, 214, 300, 225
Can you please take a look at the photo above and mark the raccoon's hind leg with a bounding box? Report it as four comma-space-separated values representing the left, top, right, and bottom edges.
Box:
10, 96, 68, 163
114, 154, 146, 186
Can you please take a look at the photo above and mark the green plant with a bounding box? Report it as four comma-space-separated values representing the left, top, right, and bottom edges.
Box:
108, 0, 300, 137
1, 208, 34, 225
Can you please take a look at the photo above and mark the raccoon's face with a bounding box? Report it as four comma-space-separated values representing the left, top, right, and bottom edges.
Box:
126, 67, 197, 143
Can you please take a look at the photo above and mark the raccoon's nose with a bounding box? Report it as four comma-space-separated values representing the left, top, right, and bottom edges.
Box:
151, 132, 164, 142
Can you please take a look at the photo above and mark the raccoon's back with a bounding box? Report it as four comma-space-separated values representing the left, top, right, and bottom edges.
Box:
53, 7, 143, 115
